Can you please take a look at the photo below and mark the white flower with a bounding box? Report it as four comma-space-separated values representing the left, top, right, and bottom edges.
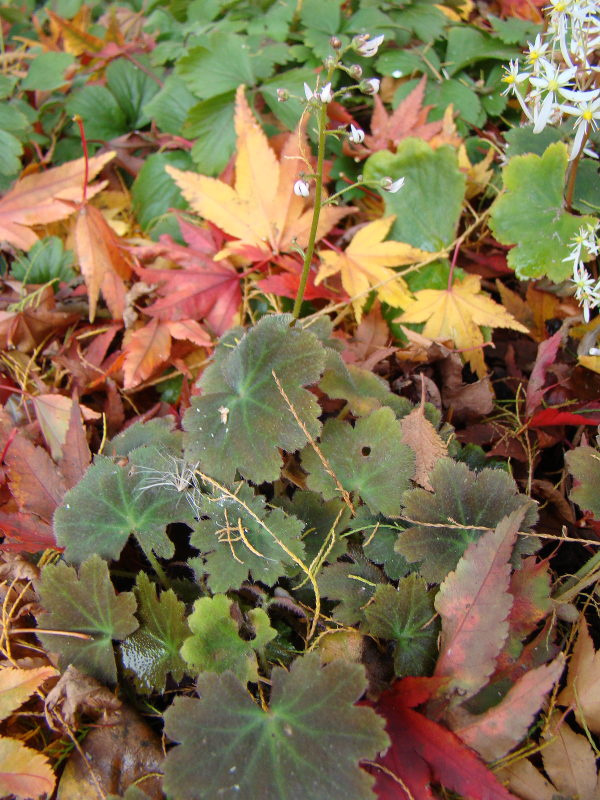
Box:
571, 262, 600, 322
559, 95, 600, 157
319, 82, 333, 103
356, 34, 384, 57
294, 179, 310, 197
501, 59, 530, 96
381, 176, 405, 193
526, 34, 549, 67
361, 78, 380, 95
304, 82, 314, 101
348, 124, 365, 144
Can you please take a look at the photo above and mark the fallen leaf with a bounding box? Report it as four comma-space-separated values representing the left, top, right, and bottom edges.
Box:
342, 302, 396, 370
400, 401, 447, 491
0, 511, 57, 553
541, 713, 598, 800
557, 618, 600, 734
45, 665, 122, 730
525, 329, 563, 416
0, 665, 57, 721
0, 151, 114, 250
122, 318, 172, 389
496, 758, 556, 800
31, 394, 99, 462
166, 86, 349, 260
0, 736, 56, 800
58, 399, 92, 490
316, 217, 428, 320
398, 274, 529, 378
5, 433, 66, 521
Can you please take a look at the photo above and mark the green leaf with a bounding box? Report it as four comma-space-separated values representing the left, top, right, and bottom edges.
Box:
573, 158, 600, 213
107, 416, 182, 457
54, 447, 193, 564
565, 445, 600, 517
489, 15, 542, 45
357, 511, 410, 580
105, 58, 160, 129
183, 314, 326, 484
397, 459, 538, 582
120, 572, 190, 694
163, 654, 389, 800
190, 482, 306, 593
10, 236, 75, 285
444, 27, 519, 76
490, 142, 596, 281
37, 555, 138, 683
363, 577, 439, 677
260, 68, 316, 132
504, 123, 563, 158
425, 76, 485, 128
364, 140, 466, 251
143, 75, 196, 135
176, 33, 255, 98
274, 490, 349, 564
390, 4, 448, 41
0, 130, 22, 176
66, 85, 128, 141
180, 594, 276, 682
301, 408, 415, 517
185, 92, 236, 175
319, 552, 385, 626
21, 51, 75, 91
131, 151, 192, 232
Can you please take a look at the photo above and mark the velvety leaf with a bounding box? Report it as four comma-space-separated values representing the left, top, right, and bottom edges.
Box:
0, 737, 56, 799
275, 490, 349, 564
565, 444, 600, 517
434, 508, 526, 700
398, 459, 538, 582
37, 555, 138, 684
54, 447, 193, 564
120, 572, 189, 694
107, 416, 182, 458
490, 143, 596, 281
363, 577, 439, 677
183, 314, 325, 484
452, 655, 565, 761
190, 482, 306, 593
371, 677, 519, 800
163, 654, 389, 800
302, 408, 415, 517
180, 594, 276, 682
319, 552, 386, 626
363, 140, 465, 252
5, 432, 66, 522
0, 666, 57, 721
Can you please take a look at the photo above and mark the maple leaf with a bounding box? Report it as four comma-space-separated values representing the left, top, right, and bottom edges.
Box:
0, 737, 56, 800
258, 254, 344, 303
370, 677, 519, 800
397, 274, 528, 377
0, 151, 114, 250
315, 217, 428, 321
165, 86, 350, 260
557, 618, 600, 735
134, 218, 241, 336
344, 77, 444, 161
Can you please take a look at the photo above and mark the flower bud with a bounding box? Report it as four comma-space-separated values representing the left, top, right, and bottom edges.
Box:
329, 36, 342, 49
360, 78, 380, 95
276, 88, 289, 102
348, 124, 365, 144
294, 179, 310, 197
349, 64, 363, 79
323, 55, 336, 70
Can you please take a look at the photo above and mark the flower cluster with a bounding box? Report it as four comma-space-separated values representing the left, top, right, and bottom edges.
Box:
501, 0, 600, 159
565, 223, 600, 321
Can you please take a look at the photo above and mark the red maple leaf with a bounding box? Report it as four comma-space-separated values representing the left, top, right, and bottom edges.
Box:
368, 677, 518, 800
257, 254, 344, 302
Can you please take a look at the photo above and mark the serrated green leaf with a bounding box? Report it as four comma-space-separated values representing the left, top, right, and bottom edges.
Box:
573, 158, 600, 213
143, 75, 196, 135
191, 482, 306, 592
425, 76, 485, 128
183, 314, 326, 484
274, 490, 349, 564
357, 511, 410, 580
66, 85, 128, 141
21, 51, 75, 91
565, 445, 600, 516
120, 573, 190, 694
163, 654, 389, 800
490, 142, 596, 281
131, 151, 192, 232
444, 27, 520, 76
260, 68, 315, 132
37, 555, 138, 683
0, 130, 23, 176
176, 33, 255, 98
397, 459, 538, 582
390, 4, 447, 41
180, 594, 276, 682
186, 91, 236, 175
10, 236, 75, 284
302, 408, 415, 517
54, 447, 193, 565
319, 553, 386, 626
106, 58, 160, 129
504, 123, 563, 159
363, 577, 439, 677
107, 416, 182, 458
364, 140, 466, 252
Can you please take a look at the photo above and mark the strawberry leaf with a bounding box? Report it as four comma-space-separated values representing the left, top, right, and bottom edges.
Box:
183, 314, 325, 484
37, 555, 138, 683
163, 654, 389, 800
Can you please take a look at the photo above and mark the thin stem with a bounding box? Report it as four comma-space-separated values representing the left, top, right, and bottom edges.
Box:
321, 180, 366, 206
565, 128, 590, 211
447, 240, 460, 291
73, 114, 89, 205
146, 550, 170, 590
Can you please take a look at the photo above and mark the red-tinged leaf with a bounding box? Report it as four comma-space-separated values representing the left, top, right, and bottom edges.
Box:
4, 434, 66, 522
528, 407, 600, 427
58, 399, 91, 491
257, 255, 344, 301
370, 679, 519, 800
167, 320, 212, 349
0, 736, 56, 800
434, 508, 527, 700
525, 329, 563, 416
31, 394, 99, 462
0, 151, 114, 250
507, 556, 552, 637
450, 655, 565, 761
0, 512, 57, 552
123, 318, 172, 389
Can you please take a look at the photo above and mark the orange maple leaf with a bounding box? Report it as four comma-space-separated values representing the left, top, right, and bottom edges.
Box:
166, 86, 350, 261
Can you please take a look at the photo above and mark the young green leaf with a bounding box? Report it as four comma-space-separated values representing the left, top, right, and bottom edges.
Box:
183, 314, 326, 484
180, 594, 276, 682
163, 654, 389, 800
301, 407, 415, 517
37, 555, 138, 684
120, 573, 190, 694
363, 577, 439, 677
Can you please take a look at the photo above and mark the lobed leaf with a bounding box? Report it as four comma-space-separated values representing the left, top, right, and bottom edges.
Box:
565, 444, 600, 517
0, 737, 55, 800
319, 552, 386, 626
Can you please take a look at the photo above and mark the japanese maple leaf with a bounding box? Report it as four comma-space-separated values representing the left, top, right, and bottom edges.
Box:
257, 254, 344, 302
397, 274, 528, 377
166, 86, 350, 260
369, 677, 519, 800
315, 216, 429, 320
0, 151, 114, 250
134, 219, 241, 336
345, 77, 444, 161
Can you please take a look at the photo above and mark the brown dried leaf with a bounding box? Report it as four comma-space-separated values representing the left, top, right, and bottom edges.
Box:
496, 758, 556, 800
541, 713, 598, 800
0, 665, 57, 721
45, 665, 122, 730
400, 403, 447, 491
557, 618, 600, 734
5, 433, 66, 521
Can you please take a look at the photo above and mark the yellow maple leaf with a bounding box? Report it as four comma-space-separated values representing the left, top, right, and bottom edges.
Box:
315, 216, 429, 320
165, 86, 349, 261
397, 273, 529, 377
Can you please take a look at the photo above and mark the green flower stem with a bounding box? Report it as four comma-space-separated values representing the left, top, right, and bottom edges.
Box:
321, 180, 364, 206
146, 549, 171, 590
